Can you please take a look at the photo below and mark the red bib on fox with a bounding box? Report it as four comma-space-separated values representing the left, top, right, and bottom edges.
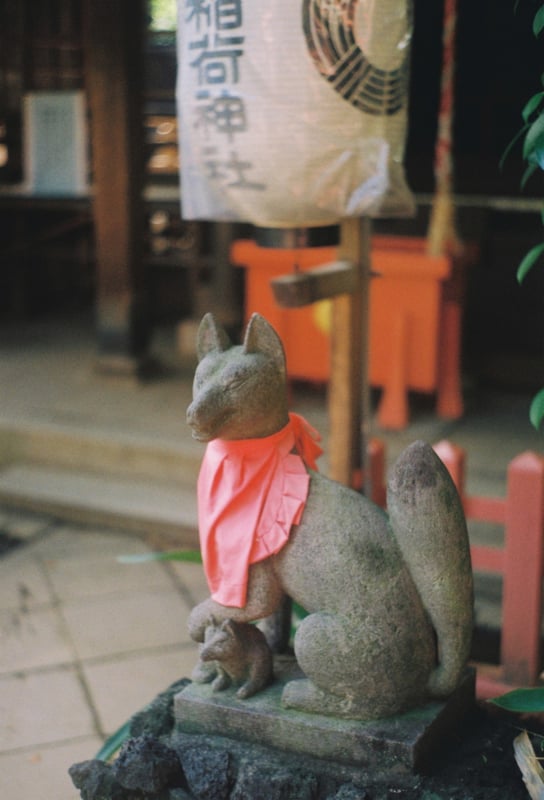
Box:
197, 412, 322, 607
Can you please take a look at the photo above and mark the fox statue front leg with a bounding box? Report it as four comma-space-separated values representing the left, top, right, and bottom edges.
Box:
188, 556, 286, 687
188, 559, 285, 643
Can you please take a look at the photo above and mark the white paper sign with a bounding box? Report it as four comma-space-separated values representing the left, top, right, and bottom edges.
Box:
177, 0, 414, 226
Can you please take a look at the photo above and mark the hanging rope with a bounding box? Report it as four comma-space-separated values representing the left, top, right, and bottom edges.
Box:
427, 0, 462, 257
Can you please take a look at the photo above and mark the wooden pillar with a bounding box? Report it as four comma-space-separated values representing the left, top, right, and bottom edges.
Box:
501, 451, 544, 686
328, 218, 371, 488
209, 222, 240, 330
83, 0, 150, 376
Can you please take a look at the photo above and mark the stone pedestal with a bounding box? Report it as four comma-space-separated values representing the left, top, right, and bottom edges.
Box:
174, 658, 476, 775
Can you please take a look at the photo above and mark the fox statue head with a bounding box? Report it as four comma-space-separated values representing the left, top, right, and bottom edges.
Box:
186, 313, 290, 442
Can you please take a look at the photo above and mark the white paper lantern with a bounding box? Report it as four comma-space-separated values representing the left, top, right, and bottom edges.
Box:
177, 0, 414, 226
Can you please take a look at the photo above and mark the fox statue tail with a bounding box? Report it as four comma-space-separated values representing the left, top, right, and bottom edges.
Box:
387, 440, 474, 698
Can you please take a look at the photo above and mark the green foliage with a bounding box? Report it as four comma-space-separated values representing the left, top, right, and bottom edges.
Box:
506, 2, 544, 429
534, 3, 544, 35
512, 9, 544, 267
489, 686, 544, 713
516, 241, 544, 283
148, 0, 177, 31
118, 549, 202, 565
529, 388, 544, 430
523, 105, 544, 169
95, 720, 132, 762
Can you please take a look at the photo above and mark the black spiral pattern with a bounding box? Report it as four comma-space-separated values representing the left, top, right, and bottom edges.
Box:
302, 0, 408, 116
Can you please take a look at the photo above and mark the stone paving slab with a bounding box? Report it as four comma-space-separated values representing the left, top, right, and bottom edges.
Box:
60, 588, 193, 661
82, 647, 199, 737
0, 463, 199, 542
0, 417, 202, 482
44, 552, 175, 602
175, 660, 476, 774
0, 736, 101, 800
0, 605, 75, 674
0, 667, 96, 751
23, 525, 149, 559
0, 556, 53, 610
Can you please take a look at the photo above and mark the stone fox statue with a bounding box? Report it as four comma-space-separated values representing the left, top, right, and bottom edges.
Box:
186, 312, 473, 720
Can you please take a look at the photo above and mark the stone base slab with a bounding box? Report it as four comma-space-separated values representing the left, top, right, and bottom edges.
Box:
174, 658, 476, 774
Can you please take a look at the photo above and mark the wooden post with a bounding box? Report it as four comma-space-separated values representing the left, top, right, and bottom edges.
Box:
501, 451, 544, 686
433, 439, 466, 494
367, 439, 386, 507
83, 0, 150, 376
328, 218, 371, 489
209, 222, 241, 330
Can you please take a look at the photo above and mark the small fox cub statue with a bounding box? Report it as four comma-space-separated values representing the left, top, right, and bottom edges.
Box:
186, 313, 473, 720
198, 618, 273, 700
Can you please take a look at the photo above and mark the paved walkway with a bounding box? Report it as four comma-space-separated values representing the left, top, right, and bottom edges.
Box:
0, 507, 207, 800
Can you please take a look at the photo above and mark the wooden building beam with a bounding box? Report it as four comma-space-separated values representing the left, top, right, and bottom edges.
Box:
83, 0, 150, 376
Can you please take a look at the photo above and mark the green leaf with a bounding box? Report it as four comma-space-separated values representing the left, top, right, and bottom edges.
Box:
489, 687, 544, 713
118, 549, 202, 564
522, 113, 544, 165
522, 91, 544, 123
521, 161, 540, 188
534, 4, 544, 36
95, 720, 132, 761
530, 389, 544, 431
517, 242, 544, 282
500, 123, 530, 170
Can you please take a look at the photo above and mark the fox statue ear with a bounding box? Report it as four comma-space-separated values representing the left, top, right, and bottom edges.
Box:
196, 313, 232, 361
243, 313, 286, 371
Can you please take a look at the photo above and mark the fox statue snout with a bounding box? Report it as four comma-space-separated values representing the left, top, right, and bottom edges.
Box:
187, 312, 474, 720
186, 396, 221, 443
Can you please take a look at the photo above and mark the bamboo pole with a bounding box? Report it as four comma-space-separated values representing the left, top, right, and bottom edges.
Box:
427, 0, 461, 258
328, 217, 371, 491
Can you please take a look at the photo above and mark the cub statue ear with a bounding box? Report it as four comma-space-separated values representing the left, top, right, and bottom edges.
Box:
221, 619, 237, 638
196, 313, 232, 361
242, 313, 286, 372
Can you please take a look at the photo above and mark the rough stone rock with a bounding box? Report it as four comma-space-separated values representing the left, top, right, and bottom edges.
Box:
175, 743, 231, 800
230, 759, 318, 800
112, 735, 183, 794
68, 759, 127, 800
130, 678, 190, 739
328, 784, 370, 800
69, 685, 529, 800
